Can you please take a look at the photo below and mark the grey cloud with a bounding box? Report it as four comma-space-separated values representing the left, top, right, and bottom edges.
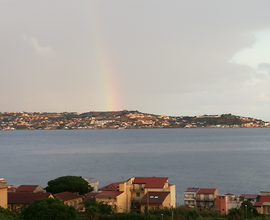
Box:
22, 35, 56, 57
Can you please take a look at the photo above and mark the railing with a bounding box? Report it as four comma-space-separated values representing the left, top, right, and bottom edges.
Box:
130, 186, 144, 191
184, 196, 195, 200
196, 197, 214, 201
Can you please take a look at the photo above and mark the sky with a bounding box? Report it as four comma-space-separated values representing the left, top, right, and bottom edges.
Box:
1, 1, 270, 121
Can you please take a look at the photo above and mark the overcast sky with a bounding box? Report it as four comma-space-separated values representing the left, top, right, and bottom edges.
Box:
1, 1, 270, 120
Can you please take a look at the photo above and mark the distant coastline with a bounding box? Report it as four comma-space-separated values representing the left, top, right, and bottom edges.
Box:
0, 110, 269, 130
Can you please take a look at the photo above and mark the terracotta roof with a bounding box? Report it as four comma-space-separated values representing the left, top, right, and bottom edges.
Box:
197, 188, 217, 194
84, 192, 100, 201
254, 196, 270, 207
224, 193, 235, 196
96, 191, 123, 198
80, 192, 100, 205
54, 192, 83, 201
239, 194, 258, 200
133, 177, 168, 189
141, 192, 170, 205
99, 181, 125, 191
185, 188, 199, 193
8, 192, 51, 204
16, 185, 41, 192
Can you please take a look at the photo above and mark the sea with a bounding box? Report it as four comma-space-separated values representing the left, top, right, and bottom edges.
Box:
0, 128, 269, 204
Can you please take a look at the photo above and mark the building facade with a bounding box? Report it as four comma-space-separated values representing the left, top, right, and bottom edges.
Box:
85, 176, 176, 213
0, 179, 7, 208
195, 188, 218, 209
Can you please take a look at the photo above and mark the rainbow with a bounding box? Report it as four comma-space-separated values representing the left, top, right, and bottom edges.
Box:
89, 2, 122, 111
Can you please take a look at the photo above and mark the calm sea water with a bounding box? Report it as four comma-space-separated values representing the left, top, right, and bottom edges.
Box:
0, 128, 269, 204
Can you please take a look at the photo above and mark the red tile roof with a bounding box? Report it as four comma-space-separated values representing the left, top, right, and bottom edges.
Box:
8, 192, 51, 204
84, 192, 100, 200
185, 188, 199, 193
254, 196, 270, 207
82, 192, 100, 204
99, 181, 125, 191
95, 191, 123, 198
239, 194, 258, 200
197, 188, 217, 194
133, 177, 168, 189
16, 185, 41, 192
141, 192, 170, 205
224, 193, 235, 196
54, 192, 83, 201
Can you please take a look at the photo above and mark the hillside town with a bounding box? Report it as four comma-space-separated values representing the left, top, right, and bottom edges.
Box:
0, 110, 269, 130
1, 177, 270, 218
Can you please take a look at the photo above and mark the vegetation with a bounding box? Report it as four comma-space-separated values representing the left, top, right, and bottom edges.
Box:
84, 199, 115, 220
240, 201, 259, 218
3, 202, 270, 220
45, 176, 92, 195
228, 208, 244, 220
21, 198, 78, 220
0, 207, 20, 220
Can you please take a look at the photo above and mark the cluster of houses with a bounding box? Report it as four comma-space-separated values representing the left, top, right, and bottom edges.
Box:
0, 111, 175, 130
0, 176, 175, 213
1, 177, 270, 215
184, 187, 270, 215
2, 111, 269, 130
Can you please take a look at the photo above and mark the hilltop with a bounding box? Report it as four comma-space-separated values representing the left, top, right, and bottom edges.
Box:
0, 110, 269, 130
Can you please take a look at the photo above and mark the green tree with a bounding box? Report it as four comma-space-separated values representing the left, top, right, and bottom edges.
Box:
45, 176, 92, 195
84, 199, 115, 219
228, 208, 244, 220
21, 198, 77, 220
0, 207, 20, 220
240, 200, 258, 218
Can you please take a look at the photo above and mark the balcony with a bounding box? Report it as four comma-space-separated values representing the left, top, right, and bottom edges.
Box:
130, 186, 144, 191
184, 196, 195, 200
196, 197, 214, 201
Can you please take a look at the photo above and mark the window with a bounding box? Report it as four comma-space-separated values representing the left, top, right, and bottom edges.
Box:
136, 193, 140, 197
149, 195, 159, 199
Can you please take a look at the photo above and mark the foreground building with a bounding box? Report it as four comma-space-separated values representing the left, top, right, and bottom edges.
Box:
130, 177, 176, 213
239, 194, 258, 204
54, 192, 83, 210
16, 185, 45, 193
0, 179, 7, 208
8, 192, 52, 210
196, 188, 218, 209
85, 176, 176, 213
254, 191, 270, 214
184, 187, 199, 208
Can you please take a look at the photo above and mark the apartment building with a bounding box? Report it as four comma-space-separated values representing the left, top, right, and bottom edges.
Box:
196, 188, 218, 209
254, 191, 270, 214
184, 187, 199, 208
54, 192, 83, 210
129, 176, 176, 213
0, 179, 7, 208
85, 176, 176, 213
